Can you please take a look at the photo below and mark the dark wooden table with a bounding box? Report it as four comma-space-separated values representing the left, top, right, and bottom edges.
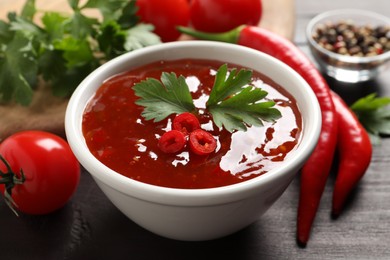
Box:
1, 1, 390, 259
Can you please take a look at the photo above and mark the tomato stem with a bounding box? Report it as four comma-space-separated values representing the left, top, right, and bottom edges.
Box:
0, 155, 25, 216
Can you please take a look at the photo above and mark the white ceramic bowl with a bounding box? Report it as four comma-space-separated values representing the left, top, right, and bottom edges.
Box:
306, 9, 390, 83
65, 41, 321, 241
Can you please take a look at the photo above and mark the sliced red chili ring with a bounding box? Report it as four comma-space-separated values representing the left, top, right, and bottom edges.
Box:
173, 112, 201, 135
189, 129, 217, 155
158, 130, 186, 154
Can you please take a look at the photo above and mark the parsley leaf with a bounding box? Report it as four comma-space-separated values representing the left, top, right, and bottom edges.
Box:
133, 64, 281, 132
9, 15, 43, 39
207, 64, 281, 132
83, 0, 132, 23
41, 12, 68, 41
0, 31, 37, 105
117, 0, 139, 29
53, 36, 94, 68
0, 20, 12, 44
20, 0, 36, 21
68, 0, 81, 11
351, 93, 390, 145
133, 72, 196, 122
124, 23, 161, 51
97, 20, 127, 59
207, 64, 252, 106
64, 11, 98, 39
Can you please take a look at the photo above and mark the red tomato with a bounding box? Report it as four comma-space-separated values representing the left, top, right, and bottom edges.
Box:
0, 131, 80, 215
136, 0, 190, 42
190, 0, 262, 33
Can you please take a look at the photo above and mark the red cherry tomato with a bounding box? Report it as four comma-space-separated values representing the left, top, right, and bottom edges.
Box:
0, 131, 80, 215
173, 112, 201, 135
189, 129, 217, 155
158, 130, 186, 153
136, 0, 190, 42
190, 0, 262, 33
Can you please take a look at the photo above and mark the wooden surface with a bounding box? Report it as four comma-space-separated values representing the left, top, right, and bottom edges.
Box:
1, 0, 390, 260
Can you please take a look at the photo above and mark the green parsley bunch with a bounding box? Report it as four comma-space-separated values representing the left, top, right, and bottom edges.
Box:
0, 0, 160, 105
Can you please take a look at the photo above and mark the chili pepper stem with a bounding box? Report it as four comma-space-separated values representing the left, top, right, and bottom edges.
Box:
177, 25, 244, 44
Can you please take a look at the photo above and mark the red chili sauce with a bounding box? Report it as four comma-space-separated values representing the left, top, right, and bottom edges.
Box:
82, 59, 302, 189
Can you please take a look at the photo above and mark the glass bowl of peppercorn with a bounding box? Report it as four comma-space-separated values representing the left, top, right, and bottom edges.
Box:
306, 9, 390, 83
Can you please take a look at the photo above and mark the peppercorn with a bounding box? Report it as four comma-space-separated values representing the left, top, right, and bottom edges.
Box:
312, 20, 390, 57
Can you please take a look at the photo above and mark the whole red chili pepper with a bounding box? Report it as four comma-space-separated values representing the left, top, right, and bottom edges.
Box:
330, 92, 372, 217
178, 26, 338, 246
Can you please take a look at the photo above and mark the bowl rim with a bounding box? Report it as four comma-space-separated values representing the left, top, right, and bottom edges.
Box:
65, 41, 322, 206
306, 8, 390, 64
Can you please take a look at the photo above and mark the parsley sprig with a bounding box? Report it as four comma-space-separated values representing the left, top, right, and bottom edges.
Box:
351, 93, 390, 145
0, 0, 161, 105
133, 64, 281, 132
133, 72, 196, 122
206, 64, 281, 132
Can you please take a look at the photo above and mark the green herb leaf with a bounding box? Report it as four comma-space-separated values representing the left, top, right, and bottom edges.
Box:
124, 23, 161, 51
0, 31, 37, 105
20, 0, 36, 21
117, 0, 139, 29
207, 64, 252, 106
97, 20, 127, 59
207, 64, 281, 132
9, 16, 43, 39
351, 93, 390, 111
83, 0, 130, 23
133, 72, 196, 122
209, 90, 281, 132
53, 36, 94, 68
64, 11, 98, 39
38, 49, 67, 82
0, 20, 12, 44
51, 63, 96, 97
41, 12, 68, 41
68, 0, 81, 11
351, 93, 390, 145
